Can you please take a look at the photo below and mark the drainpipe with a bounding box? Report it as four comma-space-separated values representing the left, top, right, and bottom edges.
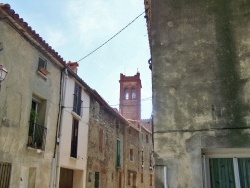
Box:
50, 67, 68, 188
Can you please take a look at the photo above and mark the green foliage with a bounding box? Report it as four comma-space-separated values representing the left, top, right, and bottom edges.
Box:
30, 109, 38, 122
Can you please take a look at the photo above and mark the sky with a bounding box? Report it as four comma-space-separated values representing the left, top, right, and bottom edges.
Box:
2, 0, 152, 119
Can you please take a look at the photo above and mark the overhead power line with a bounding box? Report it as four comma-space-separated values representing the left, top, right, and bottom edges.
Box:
77, 11, 145, 63
63, 96, 152, 109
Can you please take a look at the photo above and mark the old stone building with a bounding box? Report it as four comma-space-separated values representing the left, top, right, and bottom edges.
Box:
119, 72, 154, 188
0, 4, 65, 188
86, 72, 154, 188
146, 0, 250, 188
86, 90, 129, 188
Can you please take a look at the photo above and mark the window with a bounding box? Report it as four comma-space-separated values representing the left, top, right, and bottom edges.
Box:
130, 149, 134, 161
99, 129, 104, 152
146, 135, 149, 143
28, 97, 47, 150
37, 57, 48, 76
131, 88, 136, 99
38, 57, 47, 69
128, 172, 132, 185
73, 82, 82, 116
70, 118, 78, 158
128, 171, 136, 187
88, 172, 92, 182
203, 149, 250, 188
0, 162, 11, 188
150, 174, 153, 186
116, 139, 121, 167
94, 172, 100, 188
116, 120, 120, 129
141, 173, 144, 183
124, 88, 129, 99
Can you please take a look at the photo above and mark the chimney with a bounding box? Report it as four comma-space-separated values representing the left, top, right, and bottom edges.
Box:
67, 61, 79, 74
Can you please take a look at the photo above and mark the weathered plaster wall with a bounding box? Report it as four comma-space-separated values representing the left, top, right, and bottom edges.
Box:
0, 20, 61, 187
151, 1, 250, 187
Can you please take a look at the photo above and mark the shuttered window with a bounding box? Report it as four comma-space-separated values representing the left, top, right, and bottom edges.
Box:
116, 139, 121, 167
0, 162, 11, 188
209, 158, 235, 188
206, 157, 250, 188
238, 158, 250, 188
94, 172, 99, 188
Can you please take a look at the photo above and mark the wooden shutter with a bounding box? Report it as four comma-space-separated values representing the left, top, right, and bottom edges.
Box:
0, 162, 11, 188
209, 158, 236, 188
238, 158, 250, 188
94, 172, 99, 188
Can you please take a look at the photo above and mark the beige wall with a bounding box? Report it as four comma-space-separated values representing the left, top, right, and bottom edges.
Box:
59, 75, 90, 188
0, 20, 61, 188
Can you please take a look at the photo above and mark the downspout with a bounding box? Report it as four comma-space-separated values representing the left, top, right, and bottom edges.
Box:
56, 67, 68, 188
50, 67, 68, 188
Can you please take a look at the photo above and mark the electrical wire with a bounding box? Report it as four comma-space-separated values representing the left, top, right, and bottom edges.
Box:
77, 11, 145, 63
63, 96, 152, 109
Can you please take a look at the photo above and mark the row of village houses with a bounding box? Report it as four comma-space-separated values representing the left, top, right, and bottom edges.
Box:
0, 4, 154, 188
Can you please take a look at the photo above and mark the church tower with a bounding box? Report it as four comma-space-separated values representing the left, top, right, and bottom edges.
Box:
119, 72, 141, 120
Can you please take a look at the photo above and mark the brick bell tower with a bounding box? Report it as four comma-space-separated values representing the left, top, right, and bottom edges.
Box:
119, 72, 142, 120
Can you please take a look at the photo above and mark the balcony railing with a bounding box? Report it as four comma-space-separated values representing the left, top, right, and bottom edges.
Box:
27, 122, 47, 150
73, 94, 82, 116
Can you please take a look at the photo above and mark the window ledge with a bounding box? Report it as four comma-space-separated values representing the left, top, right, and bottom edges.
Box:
70, 156, 78, 160
37, 70, 48, 80
71, 111, 81, 120
27, 147, 44, 154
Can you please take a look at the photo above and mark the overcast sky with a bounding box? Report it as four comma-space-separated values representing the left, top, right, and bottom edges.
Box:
3, 0, 152, 119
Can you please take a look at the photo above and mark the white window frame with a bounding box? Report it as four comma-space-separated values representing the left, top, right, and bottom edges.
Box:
202, 148, 250, 188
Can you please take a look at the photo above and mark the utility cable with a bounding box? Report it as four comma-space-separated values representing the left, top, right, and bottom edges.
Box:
63, 96, 152, 109
77, 11, 145, 63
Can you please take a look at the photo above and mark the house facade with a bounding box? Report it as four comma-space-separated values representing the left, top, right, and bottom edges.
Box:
124, 120, 154, 188
56, 62, 90, 188
146, 0, 250, 187
120, 72, 155, 188
86, 91, 128, 188
0, 4, 64, 188
86, 72, 154, 188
